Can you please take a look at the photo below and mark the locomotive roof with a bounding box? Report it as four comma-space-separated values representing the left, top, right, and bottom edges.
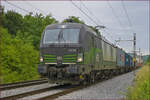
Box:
45, 23, 86, 29
45, 23, 96, 34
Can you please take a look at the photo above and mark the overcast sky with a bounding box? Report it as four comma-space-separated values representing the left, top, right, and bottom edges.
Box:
1, 0, 149, 55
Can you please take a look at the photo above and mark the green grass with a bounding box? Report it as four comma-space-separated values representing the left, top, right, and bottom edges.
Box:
126, 58, 150, 100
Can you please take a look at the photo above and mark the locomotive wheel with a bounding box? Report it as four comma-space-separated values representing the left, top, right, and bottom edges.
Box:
79, 74, 88, 86
90, 72, 95, 83
82, 80, 88, 86
115, 69, 119, 75
100, 71, 105, 79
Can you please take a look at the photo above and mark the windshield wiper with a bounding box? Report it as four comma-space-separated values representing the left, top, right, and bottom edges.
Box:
58, 29, 66, 43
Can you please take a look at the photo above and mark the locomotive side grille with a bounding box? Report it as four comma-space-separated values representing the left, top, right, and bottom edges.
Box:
63, 54, 77, 63
44, 54, 57, 62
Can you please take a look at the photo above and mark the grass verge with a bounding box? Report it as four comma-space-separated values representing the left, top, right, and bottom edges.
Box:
126, 60, 150, 100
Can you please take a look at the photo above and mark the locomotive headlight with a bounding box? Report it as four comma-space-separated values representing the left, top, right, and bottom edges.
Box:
77, 53, 83, 62
40, 57, 43, 62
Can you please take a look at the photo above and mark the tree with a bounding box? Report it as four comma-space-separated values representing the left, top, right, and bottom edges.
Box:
22, 13, 58, 49
62, 16, 85, 24
1, 27, 39, 83
2, 10, 23, 36
89, 26, 101, 36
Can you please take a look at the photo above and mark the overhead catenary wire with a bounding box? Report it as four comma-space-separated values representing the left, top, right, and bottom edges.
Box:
80, 1, 124, 43
3, 0, 47, 16
3, 0, 58, 20
80, 0, 105, 26
73, 0, 117, 44
23, 0, 47, 16
107, 0, 124, 29
71, 1, 108, 34
121, 0, 134, 33
106, 0, 135, 46
80, 0, 116, 32
70, 0, 100, 26
3, 0, 31, 13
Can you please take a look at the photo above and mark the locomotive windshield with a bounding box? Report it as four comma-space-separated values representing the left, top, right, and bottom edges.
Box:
43, 28, 80, 44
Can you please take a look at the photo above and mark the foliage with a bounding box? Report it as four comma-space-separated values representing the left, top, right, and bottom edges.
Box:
2, 10, 58, 49
126, 62, 150, 100
1, 10, 58, 83
88, 26, 101, 36
22, 13, 58, 49
1, 27, 39, 83
62, 16, 85, 24
2, 10, 24, 36
145, 56, 150, 65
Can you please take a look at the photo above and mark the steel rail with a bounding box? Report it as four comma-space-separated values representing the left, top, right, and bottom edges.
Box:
0, 85, 65, 100
0, 78, 48, 90
36, 85, 83, 100
36, 79, 111, 100
36, 78, 113, 100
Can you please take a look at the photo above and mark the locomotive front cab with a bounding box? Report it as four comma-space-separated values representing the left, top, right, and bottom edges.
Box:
37, 24, 85, 84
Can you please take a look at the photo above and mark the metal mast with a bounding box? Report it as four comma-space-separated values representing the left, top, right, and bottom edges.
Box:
133, 33, 136, 67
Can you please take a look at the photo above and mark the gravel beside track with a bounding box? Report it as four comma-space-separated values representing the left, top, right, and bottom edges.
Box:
56, 70, 138, 100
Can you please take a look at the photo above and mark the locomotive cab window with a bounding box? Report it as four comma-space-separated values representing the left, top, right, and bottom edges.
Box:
43, 29, 60, 44
43, 28, 80, 44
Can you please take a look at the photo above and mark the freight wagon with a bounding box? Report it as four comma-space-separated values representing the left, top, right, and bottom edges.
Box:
116, 48, 125, 67
125, 53, 132, 67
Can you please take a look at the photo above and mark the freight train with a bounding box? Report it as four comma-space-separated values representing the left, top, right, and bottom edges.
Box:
37, 23, 137, 84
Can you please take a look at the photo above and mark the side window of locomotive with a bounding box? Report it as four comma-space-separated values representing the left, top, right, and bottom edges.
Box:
94, 36, 97, 48
85, 31, 91, 51
111, 46, 113, 60
98, 38, 101, 49
95, 37, 100, 48
88, 31, 94, 48
94, 37, 97, 48
91, 35, 95, 48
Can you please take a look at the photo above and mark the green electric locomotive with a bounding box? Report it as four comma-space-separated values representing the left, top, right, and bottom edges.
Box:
37, 23, 133, 84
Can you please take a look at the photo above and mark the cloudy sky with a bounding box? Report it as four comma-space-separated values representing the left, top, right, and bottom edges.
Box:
1, 0, 149, 55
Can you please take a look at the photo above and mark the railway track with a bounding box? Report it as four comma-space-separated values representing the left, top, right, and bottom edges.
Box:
36, 85, 83, 100
35, 71, 134, 100
0, 78, 48, 90
1, 77, 115, 100
1, 70, 137, 100
1, 84, 77, 100
32, 78, 110, 100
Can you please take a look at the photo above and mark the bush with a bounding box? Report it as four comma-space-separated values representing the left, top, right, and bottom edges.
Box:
1, 27, 39, 83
